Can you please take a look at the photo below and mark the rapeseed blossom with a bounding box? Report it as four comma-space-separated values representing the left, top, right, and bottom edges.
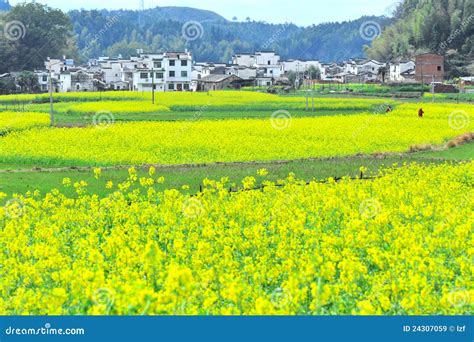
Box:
0, 163, 472, 315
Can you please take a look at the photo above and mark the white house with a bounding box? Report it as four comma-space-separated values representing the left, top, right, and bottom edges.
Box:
35, 70, 49, 92
99, 60, 123, 85
357, 60, 385, 77
340, 59, 385, 83
232, 53, 255, 67
58, 69, 97, 92
45, 57, 75, 74
320, 63, 345, 82
282, 60, 322, 75
231, 51, 281, 85
133, 51, 193, 92
254, 51, 282, 78
389, 61, 415, 82
343, 59, 385, 76
255, 51, 280, 66
228, 65, 257, 80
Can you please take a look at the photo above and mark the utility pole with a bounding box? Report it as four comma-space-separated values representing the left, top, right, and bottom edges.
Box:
151, 64, 155, 104
48, 60, 54, 126
47, 58, 63, 127
431, 75, 435, 103
420, 63, 424, 97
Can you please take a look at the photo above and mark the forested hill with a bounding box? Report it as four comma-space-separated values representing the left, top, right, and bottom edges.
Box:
69, 7, 392, 63
366, 0, 474, 76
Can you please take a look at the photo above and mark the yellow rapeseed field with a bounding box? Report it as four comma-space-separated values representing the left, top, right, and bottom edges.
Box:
0, 110, 470, 167
0, 163, 472, 315
0, 112, 49, 134
56, 101, 171, 114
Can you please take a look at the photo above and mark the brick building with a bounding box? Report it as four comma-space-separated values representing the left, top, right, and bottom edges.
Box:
415, 53, 445, 83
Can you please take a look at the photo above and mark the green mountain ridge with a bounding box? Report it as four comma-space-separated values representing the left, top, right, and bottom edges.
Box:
68, 7, 392, 63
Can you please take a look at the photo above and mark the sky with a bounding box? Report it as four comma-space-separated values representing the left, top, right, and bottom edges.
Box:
9, 0, 400, 26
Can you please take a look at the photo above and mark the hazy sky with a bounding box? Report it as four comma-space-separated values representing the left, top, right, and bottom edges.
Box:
9, 0, 400, 26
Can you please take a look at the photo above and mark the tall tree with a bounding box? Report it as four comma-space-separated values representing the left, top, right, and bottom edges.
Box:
0, 3, 75, 73
366, 0, 473, 77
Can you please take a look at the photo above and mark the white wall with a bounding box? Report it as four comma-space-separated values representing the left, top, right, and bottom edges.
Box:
232, 54, 255, 67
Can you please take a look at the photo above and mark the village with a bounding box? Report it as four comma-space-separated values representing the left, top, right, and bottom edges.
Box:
1, 50, 473, 95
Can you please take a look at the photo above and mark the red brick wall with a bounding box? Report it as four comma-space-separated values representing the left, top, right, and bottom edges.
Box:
415, 54, 445, 83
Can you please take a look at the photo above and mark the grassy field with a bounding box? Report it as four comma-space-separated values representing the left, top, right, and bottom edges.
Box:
1, 143, 472, 198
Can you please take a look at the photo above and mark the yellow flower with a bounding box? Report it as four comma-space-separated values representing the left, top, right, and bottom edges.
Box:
93, 168, 102, 180
356, 300, 376, 315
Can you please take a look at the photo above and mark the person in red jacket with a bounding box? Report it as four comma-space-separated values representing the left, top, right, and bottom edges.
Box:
418, 108, 424, 118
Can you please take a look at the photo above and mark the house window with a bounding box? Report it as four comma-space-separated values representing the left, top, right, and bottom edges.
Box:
437, 66, 442, 71
181, 71, 188, 77
184, 83, 190, 90
169, 60, 175, 67
42, 76, 47, 82
168, 84, 175, 90
154, 61, 162, 68
157, 73, 163, 79
181, 60, 188, 66
140, 72, 148, 79
169, 71, 175, 77
268, 61, 271, 65
266, 82, 271, 86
